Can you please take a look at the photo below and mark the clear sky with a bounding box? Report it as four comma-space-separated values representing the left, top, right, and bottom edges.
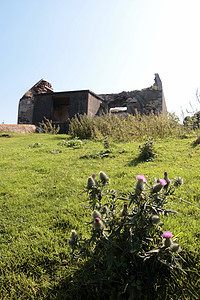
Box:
1, 0, 200, 124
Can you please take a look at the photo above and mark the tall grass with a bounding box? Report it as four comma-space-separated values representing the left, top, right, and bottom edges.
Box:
69, 112, 190, 141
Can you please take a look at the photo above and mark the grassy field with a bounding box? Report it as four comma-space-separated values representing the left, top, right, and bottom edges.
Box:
0, 132, 200, 299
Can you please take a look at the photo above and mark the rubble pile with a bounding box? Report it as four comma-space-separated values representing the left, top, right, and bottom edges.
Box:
22, 79, 53, 99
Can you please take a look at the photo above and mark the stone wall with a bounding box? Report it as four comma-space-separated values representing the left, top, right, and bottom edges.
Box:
18, 79, 54, 124
0, 124, 39, 134
99, 74, 167, 115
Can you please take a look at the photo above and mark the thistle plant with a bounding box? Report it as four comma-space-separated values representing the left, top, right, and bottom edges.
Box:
138, 138, 157, 161
85, 171, 110, 210
68, 171, 186, 299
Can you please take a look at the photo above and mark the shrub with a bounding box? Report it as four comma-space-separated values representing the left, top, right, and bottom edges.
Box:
68, 114, 95, 139
67, 172, 186, 299
39, 117, 60, 134
69, 112, 190, 141
138, 138, 157, 161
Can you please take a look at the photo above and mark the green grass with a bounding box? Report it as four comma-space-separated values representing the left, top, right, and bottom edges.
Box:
0, 133, 200, 299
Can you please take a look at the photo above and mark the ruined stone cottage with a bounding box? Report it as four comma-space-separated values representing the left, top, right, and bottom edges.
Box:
18, 74, 167, 133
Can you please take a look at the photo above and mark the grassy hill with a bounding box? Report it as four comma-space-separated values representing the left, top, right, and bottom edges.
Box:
0, 132, 199, 299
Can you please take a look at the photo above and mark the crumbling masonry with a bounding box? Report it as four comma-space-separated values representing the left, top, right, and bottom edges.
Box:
18, 74, 167, 133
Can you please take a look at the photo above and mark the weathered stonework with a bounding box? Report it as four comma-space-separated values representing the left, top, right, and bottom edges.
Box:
0, 124, 39, 134
18, 79, 54, 125
18, 74, 167, 133
100, 74, 167, 115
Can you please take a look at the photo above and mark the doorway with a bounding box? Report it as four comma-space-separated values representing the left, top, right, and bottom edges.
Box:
53, 95, 70, 122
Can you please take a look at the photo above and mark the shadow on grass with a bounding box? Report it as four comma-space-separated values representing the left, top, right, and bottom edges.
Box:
46, 266, 128, 300
47, 134, 69, 141
0, 134, 11, 138
126, 157, 143, 167
46, 250, 200, 300
46, 264, 104, 300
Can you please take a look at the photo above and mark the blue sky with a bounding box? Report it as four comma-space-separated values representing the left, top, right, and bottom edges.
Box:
1, 0, 200, 124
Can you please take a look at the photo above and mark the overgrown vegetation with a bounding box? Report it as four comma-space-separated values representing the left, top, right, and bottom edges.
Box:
69, 112, 189, 141
67, 172, 188, 299
138, 138, 157, 161
0, 130, 199, 299
39, 116, 60, 134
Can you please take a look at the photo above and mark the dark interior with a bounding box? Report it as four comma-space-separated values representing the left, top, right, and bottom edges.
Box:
53, 95, 70, 122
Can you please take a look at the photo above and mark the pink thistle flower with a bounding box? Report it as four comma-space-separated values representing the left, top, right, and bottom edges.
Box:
136, 175, 146, 182
135, 175, 146, 195
162, 231, 173, 239
94, 217, 104, 231
92, 174, 96, 179
160, 179, 167, 186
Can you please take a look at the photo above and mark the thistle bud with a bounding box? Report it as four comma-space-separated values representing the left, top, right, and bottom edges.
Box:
93, 217, 104, 231
151, 179, 167, 194
151, 215, 160, 225
99, 171, 109, 184
170, 243, 180, 252
92, 173, 98, 185
92, 210, 101, 220
174, 177, 183, 187
71, 229, 78, 239
87, 176, 95, 189
164, 172, 171, 190
69, 230, 78, 248
95, 202, 100, 209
